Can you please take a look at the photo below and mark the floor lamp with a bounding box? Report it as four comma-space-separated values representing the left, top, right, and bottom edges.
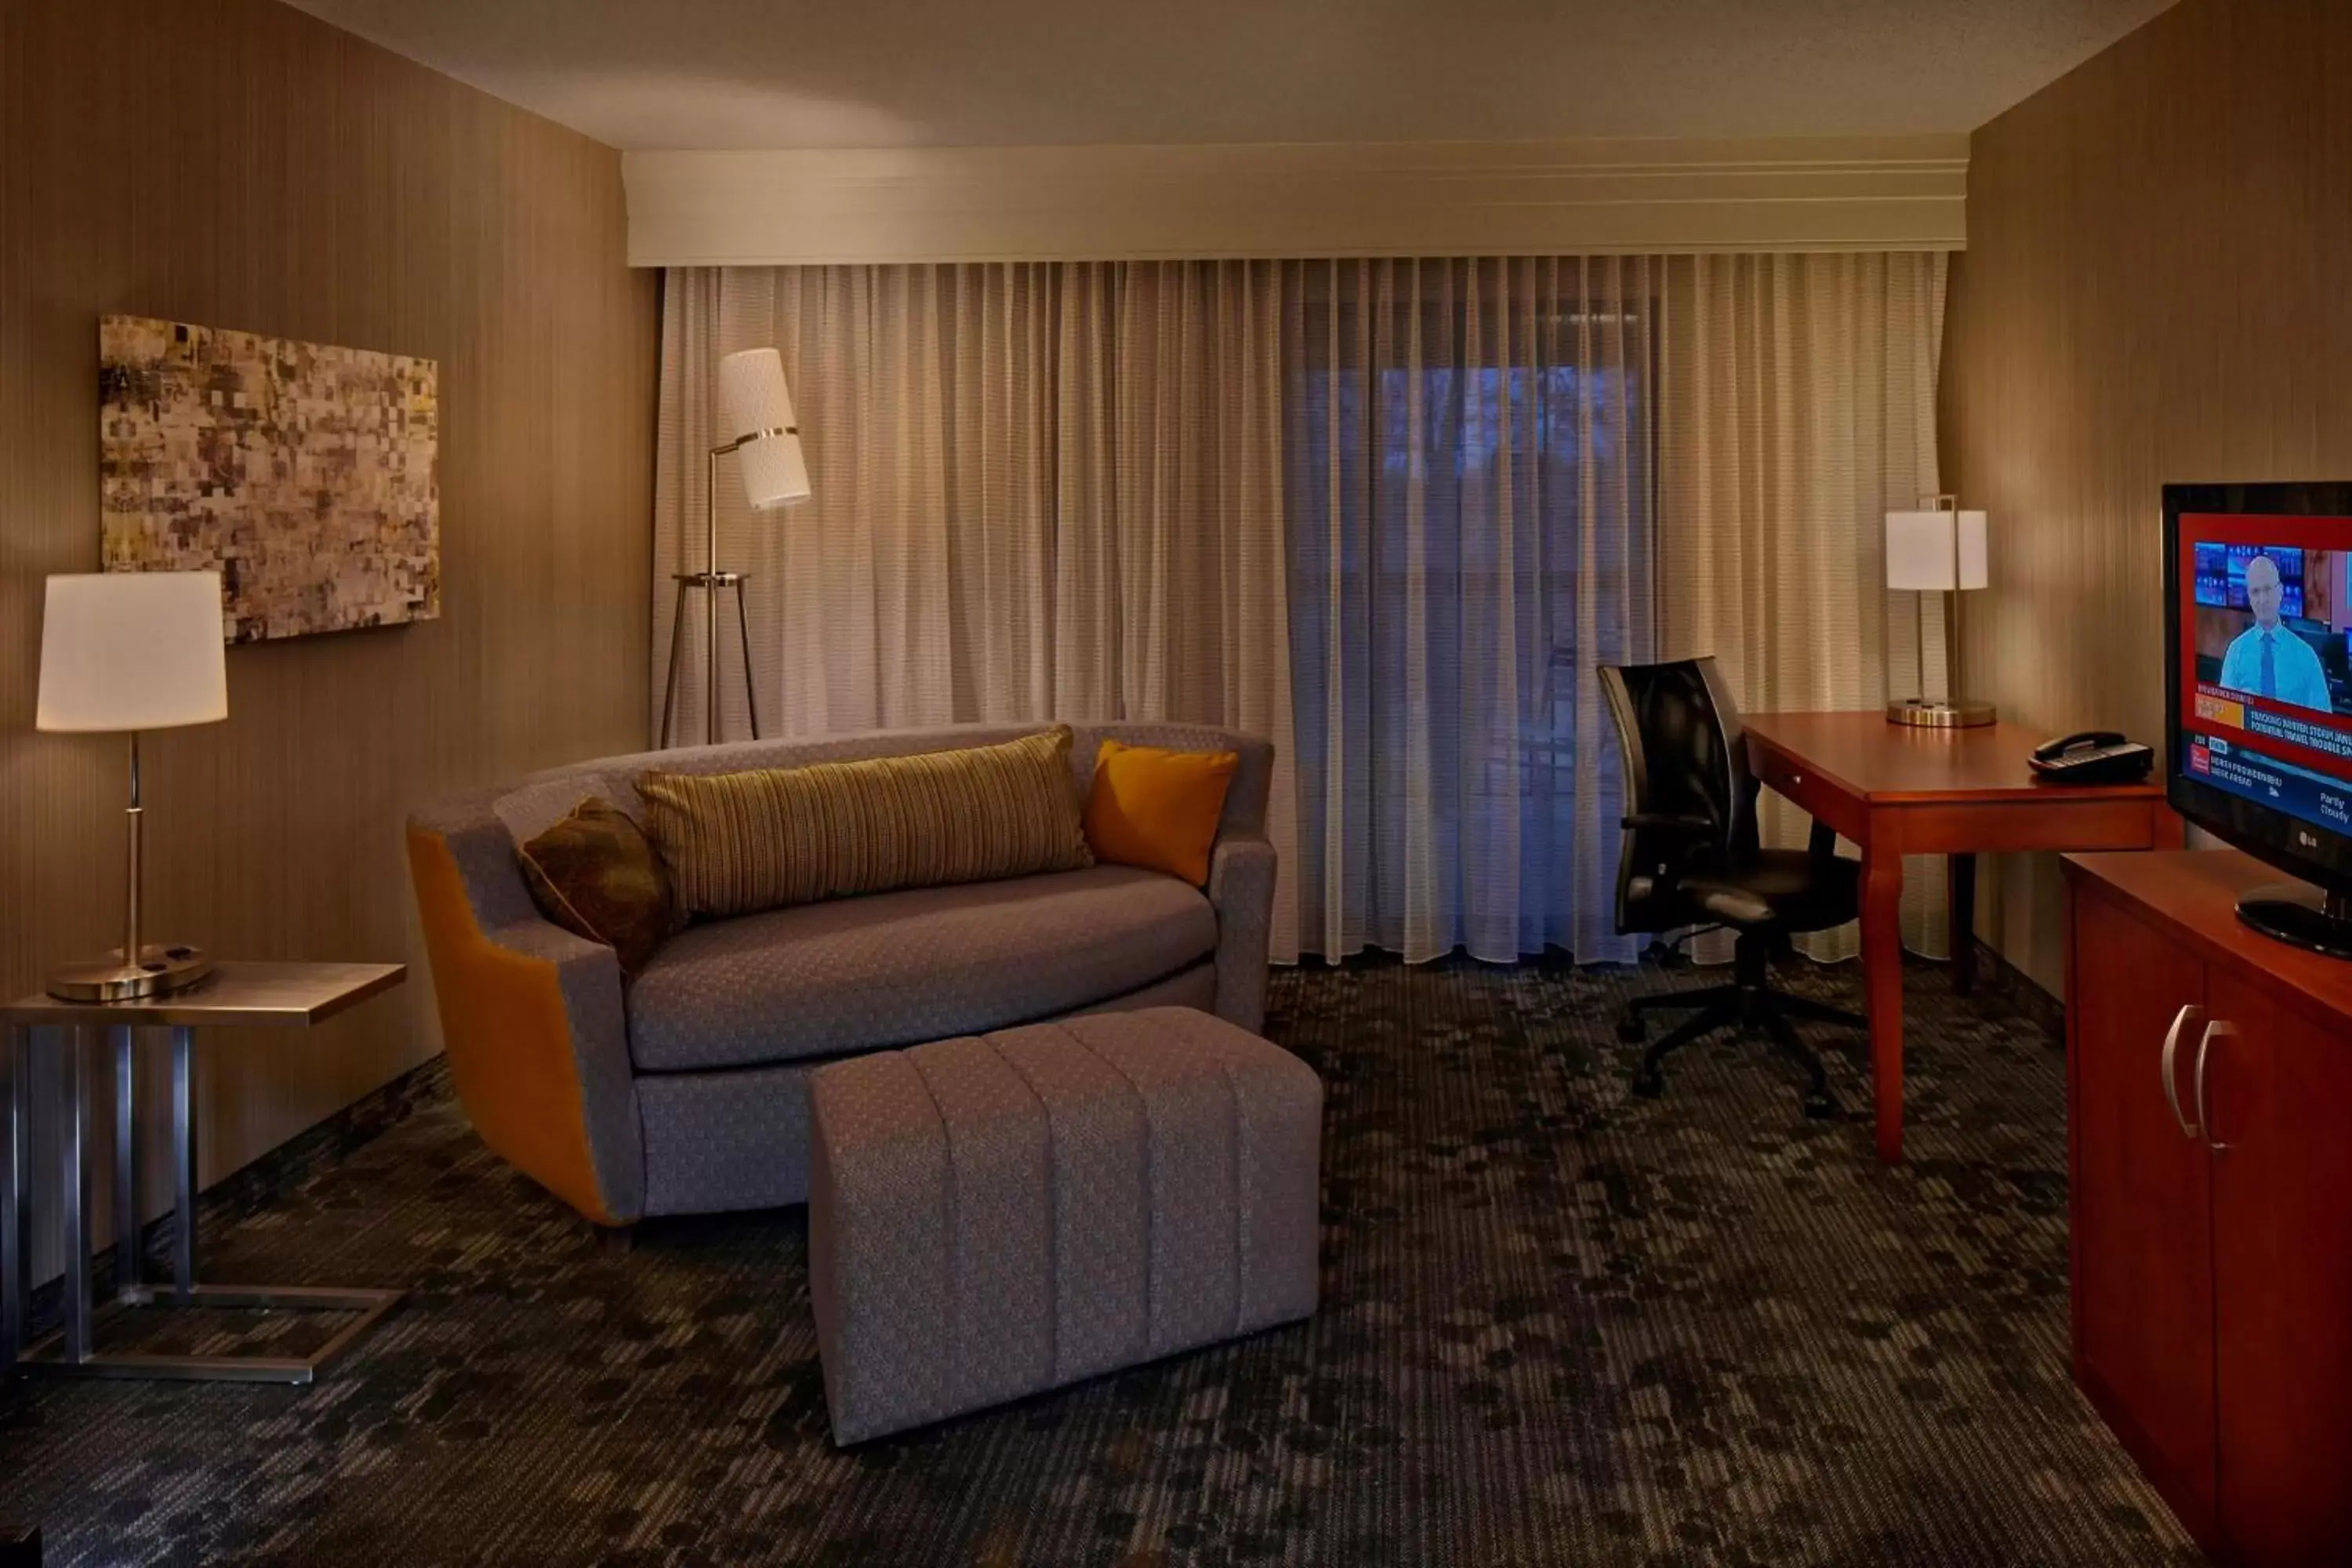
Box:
661, 347, 811, 748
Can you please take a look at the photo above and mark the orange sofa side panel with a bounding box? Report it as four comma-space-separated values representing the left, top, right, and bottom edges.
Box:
407, 825, 617, 1225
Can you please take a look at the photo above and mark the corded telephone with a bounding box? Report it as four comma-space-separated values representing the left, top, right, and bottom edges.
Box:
2029, 730, 2156, 785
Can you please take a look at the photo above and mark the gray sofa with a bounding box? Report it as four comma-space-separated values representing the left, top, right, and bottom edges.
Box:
405, 722, 1276, 1232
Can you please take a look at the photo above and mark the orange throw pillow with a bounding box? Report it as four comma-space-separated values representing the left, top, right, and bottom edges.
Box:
1083, 739, 1238, 886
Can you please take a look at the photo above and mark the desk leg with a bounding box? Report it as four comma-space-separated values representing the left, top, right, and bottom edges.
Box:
171, 1027, 196, 1301
1860, 822, 1907, 1163
19, 1021, 398, 1385
1950, 855, 1978, 997
60, 1029, 93, 1363
112, 1028, 136, 1301
2, 1027, 25, 1371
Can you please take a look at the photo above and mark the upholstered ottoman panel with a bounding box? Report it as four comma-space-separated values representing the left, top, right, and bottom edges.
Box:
808, 1006, 1322, 1445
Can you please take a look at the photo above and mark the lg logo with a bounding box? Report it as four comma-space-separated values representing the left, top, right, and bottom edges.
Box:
2299, 829, 2321, 849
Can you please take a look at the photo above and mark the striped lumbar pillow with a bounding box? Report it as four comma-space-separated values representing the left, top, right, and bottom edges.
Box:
637, 726, 1094, 919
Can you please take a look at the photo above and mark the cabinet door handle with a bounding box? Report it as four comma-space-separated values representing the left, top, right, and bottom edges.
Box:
2161, 1004, 2203, 1140
2194, 1020, 2236, 1153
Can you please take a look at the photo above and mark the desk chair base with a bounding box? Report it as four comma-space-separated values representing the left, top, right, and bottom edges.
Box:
1617, 939, 1863, 1120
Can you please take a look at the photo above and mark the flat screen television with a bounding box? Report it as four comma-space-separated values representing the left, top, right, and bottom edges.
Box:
2165, 482, 2352, 957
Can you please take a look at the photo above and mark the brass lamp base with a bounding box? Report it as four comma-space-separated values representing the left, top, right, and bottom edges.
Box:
46, 945, 216, 1004
1886, 698, 1997, 729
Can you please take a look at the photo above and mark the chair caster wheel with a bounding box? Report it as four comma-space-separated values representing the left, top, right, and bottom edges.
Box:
1616, 1017, 1646, 1044
1632, 1070, 1665, 1099
1802, 1093, 1838, 1121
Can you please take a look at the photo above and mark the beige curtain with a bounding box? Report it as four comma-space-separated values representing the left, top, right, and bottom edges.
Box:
1659, 251, 1953, 959
655, 251, 1952, 968
654, 263, 1301, 960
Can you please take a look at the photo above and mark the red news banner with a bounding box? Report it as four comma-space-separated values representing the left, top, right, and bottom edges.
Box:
2180, 513, 2352, 779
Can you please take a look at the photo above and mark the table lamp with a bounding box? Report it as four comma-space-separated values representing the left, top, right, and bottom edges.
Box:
1885, 496, 1994, 728
37, 571, 228, 1000
659, 346, 811, 748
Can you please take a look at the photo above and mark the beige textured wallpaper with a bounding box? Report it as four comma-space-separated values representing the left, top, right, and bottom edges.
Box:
1942, 0, 2352, 992
1, 0, 660, 1277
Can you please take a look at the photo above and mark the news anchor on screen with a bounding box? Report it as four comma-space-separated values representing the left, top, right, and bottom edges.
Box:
2219, 554, 2333, 712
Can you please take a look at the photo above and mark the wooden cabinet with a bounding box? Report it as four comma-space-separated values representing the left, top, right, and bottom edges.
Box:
2067, 902, 2215, 1540
2066, 851, 2352, 1565
2206, 973, 2352, 1561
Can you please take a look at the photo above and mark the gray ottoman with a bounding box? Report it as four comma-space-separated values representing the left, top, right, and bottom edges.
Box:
808, 1005, 1322, 1445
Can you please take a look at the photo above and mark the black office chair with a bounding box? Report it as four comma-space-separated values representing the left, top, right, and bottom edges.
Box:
1597, 658, 1866, 1117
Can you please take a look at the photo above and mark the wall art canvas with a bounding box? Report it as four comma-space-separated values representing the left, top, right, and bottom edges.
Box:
99, 314, 440, 643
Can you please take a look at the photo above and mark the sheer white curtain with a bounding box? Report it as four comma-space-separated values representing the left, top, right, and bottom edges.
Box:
1658, 252, 1952, 958
1283, 257, 1656, 964
655, 263, 1301, 960
655, 250, 1952, 968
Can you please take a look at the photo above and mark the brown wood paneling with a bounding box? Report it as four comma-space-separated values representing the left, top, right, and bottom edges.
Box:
1942, 0, 2352, 991
0, 0, 659, 1276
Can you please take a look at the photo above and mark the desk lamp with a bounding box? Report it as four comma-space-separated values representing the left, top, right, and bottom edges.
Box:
1886, 496, 1994, 728
38, 571, 227, 1000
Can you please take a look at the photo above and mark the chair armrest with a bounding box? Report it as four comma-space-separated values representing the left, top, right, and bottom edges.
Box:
1623, 812, 1717, 837
407, 822, 645, 1225
1204, 832, 1277, 1034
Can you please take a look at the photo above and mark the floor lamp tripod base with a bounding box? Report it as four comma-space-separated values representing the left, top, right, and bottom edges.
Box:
659, 570, 762, 749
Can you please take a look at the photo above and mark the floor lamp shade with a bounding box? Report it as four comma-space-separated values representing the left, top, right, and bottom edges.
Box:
38, 572, 227, 732
717, 347, 811, 510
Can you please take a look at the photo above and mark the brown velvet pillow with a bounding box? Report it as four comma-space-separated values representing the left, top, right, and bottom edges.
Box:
515, 797, 680, 977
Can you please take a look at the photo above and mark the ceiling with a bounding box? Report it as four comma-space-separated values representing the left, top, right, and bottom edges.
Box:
285, 0, 2177, 152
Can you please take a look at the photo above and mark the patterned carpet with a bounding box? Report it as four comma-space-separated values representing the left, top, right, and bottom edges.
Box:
0, 955, 2200, 1567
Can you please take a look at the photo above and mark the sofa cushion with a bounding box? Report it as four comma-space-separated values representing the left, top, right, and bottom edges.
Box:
625, 866, 1218, 1072
637, 725, 1092, 920
515, 796, 680, 976
1083, 738, 1239, 886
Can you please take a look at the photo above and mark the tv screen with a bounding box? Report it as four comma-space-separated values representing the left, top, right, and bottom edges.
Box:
2169, 490, 2352, 871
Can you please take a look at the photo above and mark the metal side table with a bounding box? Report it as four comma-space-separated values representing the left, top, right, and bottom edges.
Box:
2, 962, 405, 1383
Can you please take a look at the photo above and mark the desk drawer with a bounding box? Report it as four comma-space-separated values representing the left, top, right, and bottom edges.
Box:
1748, 742, 1864, 839
1898, 799, 2161, 855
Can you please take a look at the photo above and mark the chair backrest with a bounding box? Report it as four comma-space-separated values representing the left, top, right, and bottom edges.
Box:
1596, 658, 1756, 932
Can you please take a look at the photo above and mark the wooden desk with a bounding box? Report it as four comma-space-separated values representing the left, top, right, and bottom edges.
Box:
1741, 712, 2180, 1163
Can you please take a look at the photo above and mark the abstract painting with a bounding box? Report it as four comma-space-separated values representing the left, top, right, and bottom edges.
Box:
99, 315, 439, 643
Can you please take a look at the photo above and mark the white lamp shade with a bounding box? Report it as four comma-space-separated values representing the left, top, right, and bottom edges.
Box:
717, 347, 812, 510
1886, 509, 1989, 592
38, 572, 228, 733
734, 430, 811, 512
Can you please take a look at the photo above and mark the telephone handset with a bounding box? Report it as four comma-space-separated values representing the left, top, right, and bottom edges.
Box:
2029, 730, 2155, 784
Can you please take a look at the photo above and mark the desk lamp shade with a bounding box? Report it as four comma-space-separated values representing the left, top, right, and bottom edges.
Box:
38, 570, 227, 1000
717, 348, 811, 511
1885, 509, 1989, 593
38, 572, 227, 732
